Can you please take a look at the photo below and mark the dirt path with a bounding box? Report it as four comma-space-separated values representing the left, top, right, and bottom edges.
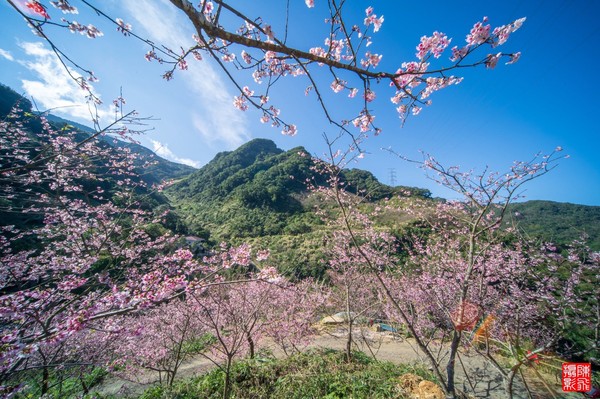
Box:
96, 327, 564, 398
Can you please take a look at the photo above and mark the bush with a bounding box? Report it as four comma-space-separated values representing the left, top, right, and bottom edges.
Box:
137, 349, 436, 399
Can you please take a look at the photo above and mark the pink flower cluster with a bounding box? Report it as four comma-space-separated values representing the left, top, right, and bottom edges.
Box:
360, 51, 382, 68
364, 7, 384, 32
416, 31, 451, 60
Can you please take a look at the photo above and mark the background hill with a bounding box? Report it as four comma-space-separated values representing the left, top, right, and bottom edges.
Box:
1, 83, 196, 185
166, 138, 431, 240
508, 200, 600, 250
43, 113, 196, 185
3, 82, 598, 280
0, 83, 195, 236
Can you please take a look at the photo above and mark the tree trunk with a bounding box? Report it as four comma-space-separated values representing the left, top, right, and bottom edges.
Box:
223, 356, 233, 399
247, 332, 255, 359
41, 366, 49, 397
80, 375, 89, 394
446, 330, 461, 398
345, 285, 353, 362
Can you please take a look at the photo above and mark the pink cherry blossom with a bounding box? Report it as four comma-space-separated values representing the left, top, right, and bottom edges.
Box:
364, 7, 383, 33
240, 50, 252, 64
242, 86, 254, 96
115, 18, 132, 35
485, 52, 502, 69
505, 51, 521, 64
50, 0, 77, 14
360, 51, 382, 68
364, 89, 376, 102
449, 45, 468, 62
466, 16, 491, 46
352, 112, 374, 132
282, 124, 298, 136
416, 31, 450, 60
233, 95, 248, 110
330, 78, 346, 93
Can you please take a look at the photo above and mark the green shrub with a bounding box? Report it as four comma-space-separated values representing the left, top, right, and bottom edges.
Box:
138, 349, 435, 399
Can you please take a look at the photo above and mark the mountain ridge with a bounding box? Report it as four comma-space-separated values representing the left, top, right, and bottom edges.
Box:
3, 82, 598, 253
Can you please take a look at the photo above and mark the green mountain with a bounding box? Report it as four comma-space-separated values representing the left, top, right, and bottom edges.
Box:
1, 83, 196, 185
0, 83, 195, 235
508, 200, 600, 250
166, 138, 429, 240
164, 138, 430, 279
166, 138, 600, 280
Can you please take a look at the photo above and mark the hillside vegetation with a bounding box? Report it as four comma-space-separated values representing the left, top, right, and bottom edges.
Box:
0, 83, 195, 238
165, 138, 600, 281
508, 200, 600, 249
165, 138, 433, 278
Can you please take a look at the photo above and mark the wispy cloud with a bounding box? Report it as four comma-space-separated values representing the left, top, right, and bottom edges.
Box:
122, 0, 250, 149
0, 48, 14, 61
16, 41, 110, 121
151, 139, 201, 168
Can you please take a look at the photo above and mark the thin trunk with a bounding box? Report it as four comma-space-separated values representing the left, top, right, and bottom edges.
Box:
446, 223, 480, 398
505, 368, 517, 399
346, 319, 353, 363
373, 271, 448, 391
246, 331, 255, 359
41, 366, 49, 396
345, 285, 353, 362
80, 375, 89, 395
332, 175, 450, 391
223, 355, 233, 399
446, 330, 461, 398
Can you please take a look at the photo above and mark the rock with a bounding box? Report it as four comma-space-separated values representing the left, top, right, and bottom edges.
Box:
398, 373, 423, 397
417, 380, 445, 399
397, 374, 446, 399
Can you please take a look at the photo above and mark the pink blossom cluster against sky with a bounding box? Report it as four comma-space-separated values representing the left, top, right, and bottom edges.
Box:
0, 0, 599, 205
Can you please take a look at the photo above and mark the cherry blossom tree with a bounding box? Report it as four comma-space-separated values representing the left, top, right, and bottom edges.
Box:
0, 102, 275, 395
2, 327, 116, 397
264, 279, 327, 356
326, 206, 391, 362
386, 201, 599, 398
6, 0, 525, 142
317, 141, 599, 398
186, 280, 273, 399
0, 105, 182, 392
112, 300, 208, 387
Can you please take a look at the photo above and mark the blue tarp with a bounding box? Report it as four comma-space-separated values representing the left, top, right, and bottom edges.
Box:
379, 323, 397, 333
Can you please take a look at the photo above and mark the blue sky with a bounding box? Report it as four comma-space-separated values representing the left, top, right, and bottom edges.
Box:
1, 0, 599, 205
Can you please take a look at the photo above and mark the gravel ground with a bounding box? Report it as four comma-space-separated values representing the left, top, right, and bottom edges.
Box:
96, 327, 568, 398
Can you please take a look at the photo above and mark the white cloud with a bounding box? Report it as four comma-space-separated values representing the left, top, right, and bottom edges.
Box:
0, 48, 14, 61
151, 139, 201, 168
122, 0, 250, 149
17, 41, 110, 121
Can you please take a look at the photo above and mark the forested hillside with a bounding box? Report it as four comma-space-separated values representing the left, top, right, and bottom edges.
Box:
166, 138, 430, 239
0, 83, 195, 236
509, 200, 600, 250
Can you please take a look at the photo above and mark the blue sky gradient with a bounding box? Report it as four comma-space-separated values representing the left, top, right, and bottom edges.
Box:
1, 0, 599, 204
